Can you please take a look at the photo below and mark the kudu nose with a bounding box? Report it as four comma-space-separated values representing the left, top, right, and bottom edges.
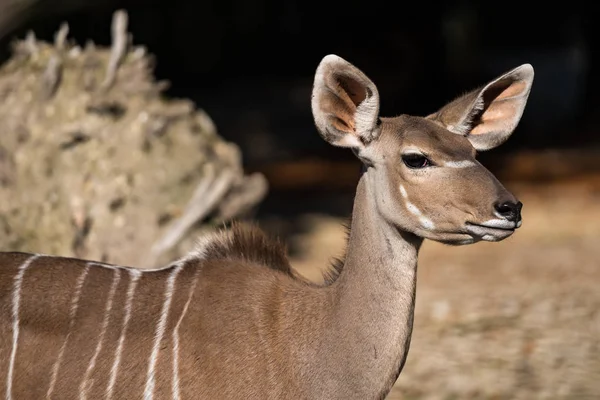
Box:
494, 201, 523, 223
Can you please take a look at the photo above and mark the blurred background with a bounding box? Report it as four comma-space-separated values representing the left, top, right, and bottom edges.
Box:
0, 0, 599, 399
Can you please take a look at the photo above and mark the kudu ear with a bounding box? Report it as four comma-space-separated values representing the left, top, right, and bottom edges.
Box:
431, 64, 534, 151
311, 54, 381, 149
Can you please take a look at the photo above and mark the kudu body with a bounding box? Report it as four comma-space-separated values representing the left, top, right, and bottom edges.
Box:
0, 55, 533, 399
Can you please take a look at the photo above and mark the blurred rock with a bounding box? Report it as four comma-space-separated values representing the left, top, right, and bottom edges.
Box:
0, 10, 268, 268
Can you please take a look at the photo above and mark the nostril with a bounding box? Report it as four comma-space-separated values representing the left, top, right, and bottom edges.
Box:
515, 201, 523, 214
495, 202, 514, 215
494, 201, 522, 222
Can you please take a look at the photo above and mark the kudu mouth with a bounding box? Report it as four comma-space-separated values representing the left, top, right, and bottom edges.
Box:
464, 200, 523, 242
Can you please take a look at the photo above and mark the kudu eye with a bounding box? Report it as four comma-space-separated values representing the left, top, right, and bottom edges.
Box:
402, 154, 431, 169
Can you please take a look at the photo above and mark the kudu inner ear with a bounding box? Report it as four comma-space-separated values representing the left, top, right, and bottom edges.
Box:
311, 55, 381, 149
327, 74, 366, 134
432, 64, 534, 151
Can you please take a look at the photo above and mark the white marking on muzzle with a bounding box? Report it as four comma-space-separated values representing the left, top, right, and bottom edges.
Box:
480, 219, 517, 229
406, 202, 435, 230
400, 184, 435, 230
465, 221, 516, 241
399, 185, 408, 199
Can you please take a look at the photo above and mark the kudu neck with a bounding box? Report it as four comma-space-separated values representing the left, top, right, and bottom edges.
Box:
338, 170, 422, 285
318, 170, 422, 396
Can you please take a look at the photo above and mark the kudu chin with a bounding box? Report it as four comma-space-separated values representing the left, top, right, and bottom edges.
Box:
0, 54, 533, 399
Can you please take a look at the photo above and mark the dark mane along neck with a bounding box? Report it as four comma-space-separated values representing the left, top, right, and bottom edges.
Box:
185, 219, 354, 285
190, 222, 292, 274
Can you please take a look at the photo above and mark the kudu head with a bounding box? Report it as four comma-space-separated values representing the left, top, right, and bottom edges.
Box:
311, 55, 534, 245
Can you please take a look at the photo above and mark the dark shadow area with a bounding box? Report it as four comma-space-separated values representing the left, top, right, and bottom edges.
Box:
1, 0, 599, 231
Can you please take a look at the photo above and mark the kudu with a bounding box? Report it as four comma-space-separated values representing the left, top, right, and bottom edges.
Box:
0, 55, 533, 399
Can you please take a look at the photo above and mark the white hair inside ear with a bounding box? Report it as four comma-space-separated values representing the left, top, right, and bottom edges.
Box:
311, 54, 381, 150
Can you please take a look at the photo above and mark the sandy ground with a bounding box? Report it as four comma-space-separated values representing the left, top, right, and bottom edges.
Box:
285, 180, 600, 400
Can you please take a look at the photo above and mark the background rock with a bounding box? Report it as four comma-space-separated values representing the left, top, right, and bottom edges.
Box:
0, 10, 268, 268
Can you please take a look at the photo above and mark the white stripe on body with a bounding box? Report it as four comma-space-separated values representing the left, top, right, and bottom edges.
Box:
144, 264, 184, 400
47, 264, 90, 399
79, 266, 122, 400
106, 269, 142, 400
172, 270, 199, 400
6, 254, 41, 400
